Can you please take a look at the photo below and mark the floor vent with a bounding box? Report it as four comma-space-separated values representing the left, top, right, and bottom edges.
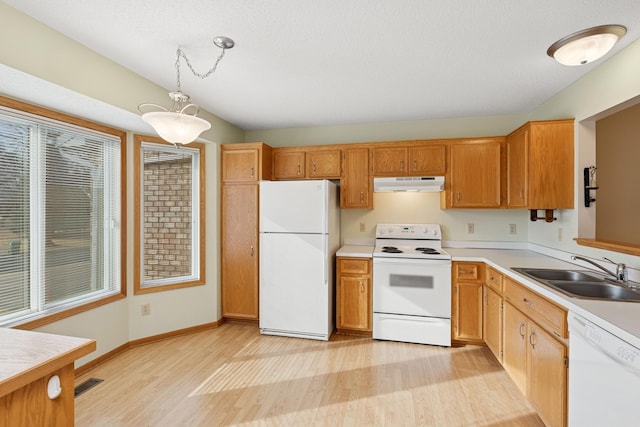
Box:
74, 378, 104, 397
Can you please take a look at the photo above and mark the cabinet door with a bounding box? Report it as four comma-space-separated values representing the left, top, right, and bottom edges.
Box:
306, 149, 341, 179
450, 141, 502, 207
337, 275, 371, 331
222, 148, 259, 182
221, 184, 259, 320
483, 285, 503, 362
503, 302, 527, 394
507, 126, 528, 207
273, 150, 305, 179
409, 145, 446, 175
453, 282, 483, 341
371, 147, 408, 176
341, 148, 372, 209
527, 322, 567, 427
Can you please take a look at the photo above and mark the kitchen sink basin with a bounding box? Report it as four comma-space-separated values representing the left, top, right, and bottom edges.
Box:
512, 267, 640, 302
547, 281, 640, 301
512, 268, 605, 282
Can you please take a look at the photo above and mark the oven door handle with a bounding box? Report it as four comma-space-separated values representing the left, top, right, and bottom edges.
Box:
373, 257, 451, 267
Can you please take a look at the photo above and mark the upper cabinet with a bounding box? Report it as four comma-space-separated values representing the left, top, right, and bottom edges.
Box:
272, 147, 342, 180
507, 120, 574, 209
272, 149, 306, 179
221, 142, 272, 182
371, 143, 446, 176
341, 147, 372, 209
444, 138, 505, 208
305, 148, 342, 179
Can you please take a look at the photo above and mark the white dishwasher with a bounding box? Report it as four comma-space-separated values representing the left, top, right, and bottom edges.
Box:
568, 312, 640, 427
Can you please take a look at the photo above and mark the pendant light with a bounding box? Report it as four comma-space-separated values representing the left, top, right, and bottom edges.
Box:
138, 36, 235, 144
547, 25, 626, 66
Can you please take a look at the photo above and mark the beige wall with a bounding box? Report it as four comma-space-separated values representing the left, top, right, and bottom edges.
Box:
595, 103, 640, 244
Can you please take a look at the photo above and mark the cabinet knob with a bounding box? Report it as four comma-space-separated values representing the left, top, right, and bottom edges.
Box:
400, 160, 404, 171
360, 191, 364, 203
413, 159, 417, 171
520, 189, 524, 200
297, 164, 301, 175
250, 167, 255, 178
456, 192, 461, 202
519, 321, 525, 339
250, 245, 254, 256
523, 298, 534, 308
313, 162, 317, 174
360, 281, 364, 293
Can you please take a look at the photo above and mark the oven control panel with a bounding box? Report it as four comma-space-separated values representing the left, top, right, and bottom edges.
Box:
375, 224, 441, 239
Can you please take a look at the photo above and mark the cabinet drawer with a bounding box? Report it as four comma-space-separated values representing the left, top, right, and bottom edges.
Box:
454, 262, 483, 281
504, 277, 567, 338
338, 258, 370, 275
486, 266, 503, 292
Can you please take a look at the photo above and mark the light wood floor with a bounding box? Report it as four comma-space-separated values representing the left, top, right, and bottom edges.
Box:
75, 323, 544, 426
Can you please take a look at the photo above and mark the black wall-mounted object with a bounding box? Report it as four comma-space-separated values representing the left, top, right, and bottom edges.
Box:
584, 167, 598, 207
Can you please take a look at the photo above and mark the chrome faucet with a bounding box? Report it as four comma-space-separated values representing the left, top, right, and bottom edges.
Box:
571, 255, 628, 283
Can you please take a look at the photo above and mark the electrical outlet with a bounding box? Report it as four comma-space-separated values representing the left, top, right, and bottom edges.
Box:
509, 224, 517, 235
466, 223, 475, 234
141, 304, 150, 316
359, 222, 366, 232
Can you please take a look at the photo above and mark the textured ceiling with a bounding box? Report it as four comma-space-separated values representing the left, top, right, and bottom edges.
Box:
3, 0, 640, 131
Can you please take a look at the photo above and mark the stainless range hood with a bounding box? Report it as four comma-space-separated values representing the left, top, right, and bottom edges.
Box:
373, 176, 445, 192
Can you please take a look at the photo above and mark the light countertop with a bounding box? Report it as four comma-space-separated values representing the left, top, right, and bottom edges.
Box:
336, 245, 374, 258
447, 248, 640, 349
0, 328, 95, 397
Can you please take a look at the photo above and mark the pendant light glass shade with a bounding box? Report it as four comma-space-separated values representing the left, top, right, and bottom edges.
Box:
547, 25, 626, 66
141, 111, 211, 144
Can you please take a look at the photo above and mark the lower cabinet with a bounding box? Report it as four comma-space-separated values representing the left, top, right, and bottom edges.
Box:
504, 302, 567, 427
483, 284, 503, 362
336, 257, 372, 334
451, 262, 484, 344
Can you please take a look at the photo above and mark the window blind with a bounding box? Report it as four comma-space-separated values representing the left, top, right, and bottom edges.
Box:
0, 106, 121, 324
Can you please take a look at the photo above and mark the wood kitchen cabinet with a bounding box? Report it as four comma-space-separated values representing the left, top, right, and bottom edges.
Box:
221, 184, 260, 320
483, 266, 504, 362
451, 261, 484, 344
336, 257, 372, 335
220, 142, 271, 321
305, 148, 342, 179
341, 147, 372, 209
371, 143, 446, 176
272, 149, 305, 179
507, 119, 574, 209
444, 138, 505, 208
503, 277, 568, 427
221, 142, 272, 183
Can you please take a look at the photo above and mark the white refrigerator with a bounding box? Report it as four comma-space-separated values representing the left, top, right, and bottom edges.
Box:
259, 180, 340, 341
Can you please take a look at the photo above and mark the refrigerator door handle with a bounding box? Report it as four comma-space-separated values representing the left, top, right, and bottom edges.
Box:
323, 236, 328, 286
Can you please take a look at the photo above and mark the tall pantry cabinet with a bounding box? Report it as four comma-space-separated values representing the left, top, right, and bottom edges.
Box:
221, 143, 272, 321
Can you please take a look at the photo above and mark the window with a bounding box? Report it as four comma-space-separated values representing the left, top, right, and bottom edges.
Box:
0, 97, 125, 327
133, 135, 205, 294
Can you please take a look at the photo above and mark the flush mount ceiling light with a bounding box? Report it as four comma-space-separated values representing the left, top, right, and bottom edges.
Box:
547, 25, 626, 66
138, 36, 235, 144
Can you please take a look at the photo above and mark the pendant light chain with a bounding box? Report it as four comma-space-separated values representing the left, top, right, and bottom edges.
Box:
175, 47, 227, 93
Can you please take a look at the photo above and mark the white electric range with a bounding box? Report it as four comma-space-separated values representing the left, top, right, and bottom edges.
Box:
372, 224, 452, 346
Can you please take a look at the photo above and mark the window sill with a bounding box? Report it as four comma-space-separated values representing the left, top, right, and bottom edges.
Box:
574, 238, 640, 257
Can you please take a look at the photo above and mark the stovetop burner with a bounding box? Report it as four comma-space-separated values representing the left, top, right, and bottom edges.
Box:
381, 246, 403, 253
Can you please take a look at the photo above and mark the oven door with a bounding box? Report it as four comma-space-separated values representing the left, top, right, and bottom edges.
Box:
373, 257, 451, 318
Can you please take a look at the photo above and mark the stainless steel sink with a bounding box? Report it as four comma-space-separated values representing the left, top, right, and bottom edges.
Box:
547, 281, 640, 301
512, 267, 640, 302
513, 268, 604, 282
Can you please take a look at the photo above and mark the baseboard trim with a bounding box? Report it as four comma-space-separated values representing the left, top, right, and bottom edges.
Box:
75, 319, 225, 376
